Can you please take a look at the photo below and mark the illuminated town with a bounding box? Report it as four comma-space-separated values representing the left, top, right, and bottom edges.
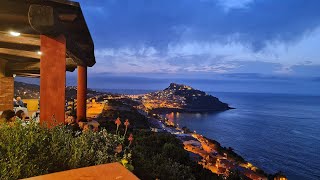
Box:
8, 80, 290, 179
141, 84, 188, 110
13, 82, 268, 179
1, 0, 316, 179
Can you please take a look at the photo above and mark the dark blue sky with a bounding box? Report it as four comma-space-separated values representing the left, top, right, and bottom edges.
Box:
20, 0, 320, 94
76, 0, 320, 76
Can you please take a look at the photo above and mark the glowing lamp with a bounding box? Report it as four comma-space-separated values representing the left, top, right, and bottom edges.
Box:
9, 31, 21, 37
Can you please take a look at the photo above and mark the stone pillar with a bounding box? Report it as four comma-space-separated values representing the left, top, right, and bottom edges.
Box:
0, 60, 14, 111
77, 65, 87, 121
0, 60, 5, 78
40, 35, 66, 126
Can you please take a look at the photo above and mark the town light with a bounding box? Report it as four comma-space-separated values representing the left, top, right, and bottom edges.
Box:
9, 31, 21, 37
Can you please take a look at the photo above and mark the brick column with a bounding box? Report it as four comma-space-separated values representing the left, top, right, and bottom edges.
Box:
77, 65, 87, 121
0, 60, 14, 111
0, 77, 14, 112
40, 35, 66, 126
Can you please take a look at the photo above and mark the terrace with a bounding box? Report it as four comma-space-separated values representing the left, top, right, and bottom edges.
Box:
0, 0, 137, 179
0, 0, 94, 123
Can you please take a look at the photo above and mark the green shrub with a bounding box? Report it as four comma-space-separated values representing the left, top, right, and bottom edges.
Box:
132, 131, 221, 180
0, 122, 132, 180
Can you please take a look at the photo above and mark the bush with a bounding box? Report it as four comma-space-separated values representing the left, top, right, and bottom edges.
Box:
0, 122, 132, 180
132, 131, 221, 180
100, 99, 149, 129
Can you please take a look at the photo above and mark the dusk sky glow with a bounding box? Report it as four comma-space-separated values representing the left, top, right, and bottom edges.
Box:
18, 0, 320, 93
77, 0, 320, 77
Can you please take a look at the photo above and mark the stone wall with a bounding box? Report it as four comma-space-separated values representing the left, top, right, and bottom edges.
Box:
0, 77, 14, 111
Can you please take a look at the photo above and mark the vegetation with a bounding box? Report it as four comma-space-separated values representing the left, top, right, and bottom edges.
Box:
131, 130, 222, 180
100, 99, 149, 129
14, 81, 105, 100
0, 122, 132, 180
99, 102, 227, 179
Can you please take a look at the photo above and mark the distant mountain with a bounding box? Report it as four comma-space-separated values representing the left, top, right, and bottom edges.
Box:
14, 81, 105, 100
14, 81, 40, 99
169, 83, 231, 110
143, 83, 231, 112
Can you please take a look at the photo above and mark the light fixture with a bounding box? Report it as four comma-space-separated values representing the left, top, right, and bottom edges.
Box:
13, 74, 16, 78
37, 51, 42, 55
9, 31, 21, 37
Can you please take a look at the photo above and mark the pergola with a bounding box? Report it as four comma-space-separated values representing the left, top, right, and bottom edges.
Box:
0, 0, 95, 125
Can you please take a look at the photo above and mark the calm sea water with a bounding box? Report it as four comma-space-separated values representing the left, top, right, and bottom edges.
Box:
165, 92, 320, 180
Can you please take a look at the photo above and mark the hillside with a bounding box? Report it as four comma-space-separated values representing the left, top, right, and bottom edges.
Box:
142, 83, 231, 112
14, 81, 105, 100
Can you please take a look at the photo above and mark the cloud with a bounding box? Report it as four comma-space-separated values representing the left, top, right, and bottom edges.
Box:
85, 0, 320, 50
78, 0, 320, 51
216, 0, 255, 11
93, 46, 181, 73
91, 26, 320, 76
95, 46, 158, 58
291, 64, 320, 76
75, 0, 320, 78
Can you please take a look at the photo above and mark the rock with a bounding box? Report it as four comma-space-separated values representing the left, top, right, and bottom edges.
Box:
146, 83, 232, 113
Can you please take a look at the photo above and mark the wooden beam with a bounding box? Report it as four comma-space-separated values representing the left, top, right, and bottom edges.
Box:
9, 62, 39, 71
58, 13, 78, 22
8, 61, 76, 72
0, 0, 95, 67
14, 73, 40, 78
66, 57, 77, 67
28, 4, 63, 35
0, 14, 29, 24
0, 48, 40, 59
0, 31, 40, 46
7, 69, 40, 77
0, 54, 40, 64
67, 35, 95, 67
65, 36, 90, 66
12, 69, 40, 74
0, 42, 40, 52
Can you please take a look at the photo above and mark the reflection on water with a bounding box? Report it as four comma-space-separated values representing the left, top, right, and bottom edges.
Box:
195, 113, 202, 118
162, 92, 320, 180
165, 112, 175, 122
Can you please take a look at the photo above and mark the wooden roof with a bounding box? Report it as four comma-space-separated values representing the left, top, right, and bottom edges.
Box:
0, 0, 95, 77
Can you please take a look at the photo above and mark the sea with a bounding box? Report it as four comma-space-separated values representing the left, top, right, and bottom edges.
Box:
165, 92, 320, 180
101, 89, 320, 180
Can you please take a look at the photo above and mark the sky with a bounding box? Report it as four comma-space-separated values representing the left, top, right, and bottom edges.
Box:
20, 0, 320, 94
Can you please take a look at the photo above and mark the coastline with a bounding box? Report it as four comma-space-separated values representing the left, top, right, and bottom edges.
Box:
143, 110, 269, 179
149, 107, 234, 114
